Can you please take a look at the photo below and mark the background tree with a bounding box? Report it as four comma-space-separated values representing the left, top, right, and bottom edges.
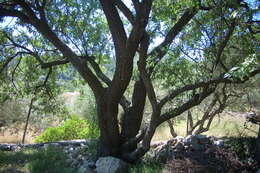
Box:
0, 0, 259, 162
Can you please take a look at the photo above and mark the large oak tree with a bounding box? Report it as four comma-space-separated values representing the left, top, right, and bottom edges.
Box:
0, 0, 259, 162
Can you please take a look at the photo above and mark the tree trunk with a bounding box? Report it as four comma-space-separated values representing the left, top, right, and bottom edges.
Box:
22, 98, 34, 144
167, 120, 177, 138
121, 79, 146, 142
96, 80, 146, 158
255, 125, 260, 165
97, 94, 121, 157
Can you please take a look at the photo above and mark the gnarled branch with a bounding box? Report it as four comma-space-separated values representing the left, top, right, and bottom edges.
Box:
159, 68, 260, 109
159, 86, 216, 124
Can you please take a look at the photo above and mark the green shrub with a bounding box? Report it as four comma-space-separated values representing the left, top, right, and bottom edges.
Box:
35, 115, 99, 143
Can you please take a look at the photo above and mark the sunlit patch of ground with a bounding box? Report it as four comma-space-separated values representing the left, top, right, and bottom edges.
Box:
0, 123, 40, 144
152, 111, 258, 142
0, 131, 35, 144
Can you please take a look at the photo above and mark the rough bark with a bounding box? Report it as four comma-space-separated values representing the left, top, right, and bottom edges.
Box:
187, 110, 193, 136
97, 0, 152, 158
167, 120, 178, 137
121, 79, 146, 142
97, 92, 121, 157
22, 98, 34, 144
255, 126, 260, 165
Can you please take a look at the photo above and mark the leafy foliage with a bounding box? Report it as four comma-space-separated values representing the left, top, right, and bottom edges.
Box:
35, 115, 99, 143
225, 54, 259, 80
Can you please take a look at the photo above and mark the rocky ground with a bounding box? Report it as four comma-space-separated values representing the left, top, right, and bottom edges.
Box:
148, 135, 258, 173
0, 135, 259, 173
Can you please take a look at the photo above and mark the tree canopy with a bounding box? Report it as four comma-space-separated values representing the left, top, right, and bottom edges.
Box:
0, 0, 259, 162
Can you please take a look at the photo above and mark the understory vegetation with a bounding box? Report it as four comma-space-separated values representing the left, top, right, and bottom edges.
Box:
0, 146, 76, 173
35, 115, 99, 143
0, 137, 257, 173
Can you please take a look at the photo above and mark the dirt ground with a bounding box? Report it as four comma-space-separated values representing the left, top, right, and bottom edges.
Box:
0, 123, 40, 144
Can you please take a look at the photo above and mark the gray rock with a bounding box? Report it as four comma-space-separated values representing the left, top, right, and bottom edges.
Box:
183, 135, 193, 144
78, 166, 95, 173
214, 140, 224, 147
71, 159, 79, 167
184, 135, 204, 151
77, 154, 84, 160
174, 142, 184, 151
71, 151, 79, 158
175, 136, 184, 142
80, 160, 96, 169
0, 144, 15, 151
43, 144, 51, 148
96, 157, 129, 173
51, 143, 61, 147
87, 161, 96, 169
196, 135, 210, 144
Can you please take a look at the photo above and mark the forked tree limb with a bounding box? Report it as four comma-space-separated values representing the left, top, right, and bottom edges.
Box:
99, 0, 127, 57
159, 68, 260, 109
213, 20, 236, 71
86, 56, 131, 110
115, 0, 135, 24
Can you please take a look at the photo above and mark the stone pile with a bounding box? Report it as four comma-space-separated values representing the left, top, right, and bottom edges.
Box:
0, 139, 89, 151
149, 134, 225, 162
150, 135, 258, 173
77, 156, 129, 173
